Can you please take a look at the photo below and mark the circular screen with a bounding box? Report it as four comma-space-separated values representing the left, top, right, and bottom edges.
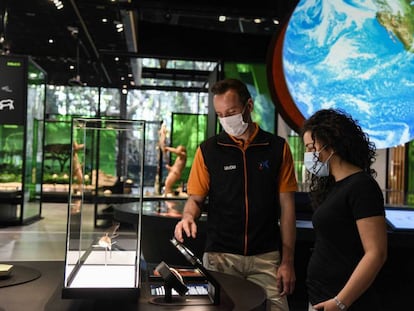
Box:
282, 0, 414, 149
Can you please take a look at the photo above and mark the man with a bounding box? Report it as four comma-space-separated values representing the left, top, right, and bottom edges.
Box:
174, 78, 297, 311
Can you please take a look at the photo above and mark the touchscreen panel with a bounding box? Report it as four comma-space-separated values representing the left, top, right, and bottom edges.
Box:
385, 208, 414, 231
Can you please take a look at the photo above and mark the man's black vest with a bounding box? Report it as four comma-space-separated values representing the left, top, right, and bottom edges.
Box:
200, 128, 285, 255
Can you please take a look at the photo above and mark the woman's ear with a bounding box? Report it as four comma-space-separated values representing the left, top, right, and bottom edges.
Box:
246, 98, 254, 112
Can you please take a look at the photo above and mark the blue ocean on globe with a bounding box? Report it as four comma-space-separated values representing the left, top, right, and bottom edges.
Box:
283, 0, 414, 149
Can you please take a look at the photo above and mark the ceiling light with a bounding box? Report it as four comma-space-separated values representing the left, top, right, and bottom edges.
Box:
115, 23, 124, 32
48, 39, 54, 44
114, 21, 124, 32
253, 18, 262, 24
51, 0, 64, 10
272, 19, 279, 25
102, 18, 108, 23
114, 57, 119, 61
218, 16, 226, 22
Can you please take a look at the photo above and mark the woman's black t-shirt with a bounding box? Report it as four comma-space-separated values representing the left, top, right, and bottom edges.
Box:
306, 171, 385, 310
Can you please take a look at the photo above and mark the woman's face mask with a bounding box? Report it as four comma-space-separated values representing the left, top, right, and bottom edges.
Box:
303, 145, 334, 177
218, 107, 248, 137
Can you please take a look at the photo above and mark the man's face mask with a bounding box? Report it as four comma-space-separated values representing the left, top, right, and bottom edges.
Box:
218, 107, 248, 137
303, 145, 334, 177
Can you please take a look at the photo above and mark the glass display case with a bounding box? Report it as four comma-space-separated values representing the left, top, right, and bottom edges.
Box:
0, 55, 46, 225
41, 118, 73, 201
62, 118, 145, 299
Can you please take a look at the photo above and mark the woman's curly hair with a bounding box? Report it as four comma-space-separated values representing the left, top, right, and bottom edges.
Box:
301, 108, 377, 209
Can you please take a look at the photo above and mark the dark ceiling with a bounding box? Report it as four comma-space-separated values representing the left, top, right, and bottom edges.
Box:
0, 0, 298, 89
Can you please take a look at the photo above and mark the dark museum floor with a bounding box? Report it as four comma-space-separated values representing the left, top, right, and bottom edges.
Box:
0, 203, 311, 311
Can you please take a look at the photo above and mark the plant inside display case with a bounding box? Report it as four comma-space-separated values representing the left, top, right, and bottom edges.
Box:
0, 167, 21, 183
42, 120, 72, 191
0, 124, 24, 186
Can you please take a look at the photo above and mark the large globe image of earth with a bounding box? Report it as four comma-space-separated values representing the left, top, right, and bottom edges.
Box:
283, 0, 414, 149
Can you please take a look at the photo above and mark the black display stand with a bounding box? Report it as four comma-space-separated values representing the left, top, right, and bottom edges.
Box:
149, 260, 221, 307
0, 261, 267, 311
0, 264, 41, 288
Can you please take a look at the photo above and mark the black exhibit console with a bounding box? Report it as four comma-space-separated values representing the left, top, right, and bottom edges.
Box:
113, 194, 414, 310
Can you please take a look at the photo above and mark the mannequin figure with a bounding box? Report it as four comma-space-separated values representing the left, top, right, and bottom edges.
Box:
164, 145, 187, 196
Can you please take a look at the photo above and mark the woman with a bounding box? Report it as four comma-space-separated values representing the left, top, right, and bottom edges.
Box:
302, 109, 387, 311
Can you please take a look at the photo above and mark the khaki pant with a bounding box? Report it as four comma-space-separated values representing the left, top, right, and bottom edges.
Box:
203, 251, 289, 311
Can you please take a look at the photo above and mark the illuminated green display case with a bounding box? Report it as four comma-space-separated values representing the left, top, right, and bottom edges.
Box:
0, 55, 45, 225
